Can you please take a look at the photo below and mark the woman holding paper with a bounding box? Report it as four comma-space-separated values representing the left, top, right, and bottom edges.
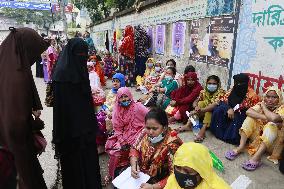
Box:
129, 107, 183, 189
210, 73, 259, 145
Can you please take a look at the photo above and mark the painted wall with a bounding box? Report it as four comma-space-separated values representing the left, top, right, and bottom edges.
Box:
91, 0, 236, 88
233, 0, 284, 95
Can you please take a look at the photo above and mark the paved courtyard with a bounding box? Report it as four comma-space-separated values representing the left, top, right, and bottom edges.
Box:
34, 72, 283, 189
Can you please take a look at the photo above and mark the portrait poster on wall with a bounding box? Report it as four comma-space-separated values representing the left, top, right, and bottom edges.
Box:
147, 26, 154, 54
189, 20, 209, 62
172, 22, 186, 56
207, 16, 235, 67
155, 25, 166, 54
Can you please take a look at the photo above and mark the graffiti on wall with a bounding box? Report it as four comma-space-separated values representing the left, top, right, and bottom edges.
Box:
233, 0, 284, 93
247, 71, 284, 94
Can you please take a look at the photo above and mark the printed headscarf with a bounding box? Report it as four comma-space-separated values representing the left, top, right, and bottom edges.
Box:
264, 86, 283, 107
165, 142, 231, 189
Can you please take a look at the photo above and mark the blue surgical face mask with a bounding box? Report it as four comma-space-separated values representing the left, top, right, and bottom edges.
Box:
155, 67, 161, 72
120, 100, 131, 107
148, 63, 153, 68
207, 84, 218, 93
148, 132, 165, 144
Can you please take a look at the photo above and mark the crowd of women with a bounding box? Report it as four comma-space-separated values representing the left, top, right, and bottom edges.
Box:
0, 27, 283, 189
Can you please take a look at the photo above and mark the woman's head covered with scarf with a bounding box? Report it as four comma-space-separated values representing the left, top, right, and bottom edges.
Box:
53, 38, 89, 83
184, 72, 198, 88
112, 73, 126, 94
228, 73, 250, 108
165, 142, 230, 189
263, 86, 283, 109
205, 75, 221, 93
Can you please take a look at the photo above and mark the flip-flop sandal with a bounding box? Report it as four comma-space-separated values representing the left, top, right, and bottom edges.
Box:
194, 136, 205, 143
242, 160, 262, 171
225, 150, 239, 161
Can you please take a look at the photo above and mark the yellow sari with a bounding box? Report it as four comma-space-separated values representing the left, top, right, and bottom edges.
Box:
165, 142, 231, 189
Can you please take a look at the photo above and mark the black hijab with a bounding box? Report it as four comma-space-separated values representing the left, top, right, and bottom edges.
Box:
228, 73, 249, 108
53, 38, 89, 83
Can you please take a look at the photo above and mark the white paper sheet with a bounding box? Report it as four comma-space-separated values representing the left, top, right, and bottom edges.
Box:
230, 175, 252, 189
112, 167, 151, 189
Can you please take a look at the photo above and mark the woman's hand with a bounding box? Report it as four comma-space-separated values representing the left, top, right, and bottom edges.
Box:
227, 108, 234, 119
140, 183, 154, 189
170, 100, 176, 106
131, 163, 140, 179
32, 110, 41, 118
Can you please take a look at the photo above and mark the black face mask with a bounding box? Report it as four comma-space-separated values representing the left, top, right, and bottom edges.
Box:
174, 169, 199, 188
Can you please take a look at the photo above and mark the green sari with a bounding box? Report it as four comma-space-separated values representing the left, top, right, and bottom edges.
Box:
160, 78, 179, 109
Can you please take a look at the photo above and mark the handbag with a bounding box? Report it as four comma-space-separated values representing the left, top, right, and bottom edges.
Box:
33, 131, 47, 155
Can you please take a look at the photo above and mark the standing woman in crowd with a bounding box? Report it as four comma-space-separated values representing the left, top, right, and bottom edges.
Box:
52, 38, 102, 189
0, 27, 49, 189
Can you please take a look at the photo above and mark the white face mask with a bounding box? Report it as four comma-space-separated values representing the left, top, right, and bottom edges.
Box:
148, 132, 165, 144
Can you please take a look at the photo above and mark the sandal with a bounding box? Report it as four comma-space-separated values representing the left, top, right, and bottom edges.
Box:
225, 150, 239, 161
194, 136, 205, 143
242, 160, 262, 171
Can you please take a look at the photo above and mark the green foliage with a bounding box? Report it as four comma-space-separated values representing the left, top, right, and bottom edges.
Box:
71, 0, 136, 23
1, 8, 61, 30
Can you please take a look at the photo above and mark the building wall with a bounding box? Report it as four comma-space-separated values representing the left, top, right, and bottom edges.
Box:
91, 0, 236, 88
233, 0, 284, 95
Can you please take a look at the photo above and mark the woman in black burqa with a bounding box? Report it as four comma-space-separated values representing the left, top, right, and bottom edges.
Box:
0, 27, 49, 189
52, 37, 102, 188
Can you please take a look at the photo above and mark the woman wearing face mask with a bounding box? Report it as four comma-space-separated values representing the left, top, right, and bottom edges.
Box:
149, 67, 179, 109
159, 59, 182, 86
188, 75, 225, 142
168, 72, 203, 125
143, 60, 164, 94
130, 107, 183, 189
105, 87, 149, 183
225, 86, 284, 171
165, 142, 230, 189
210, 73, 259, 144
137, 58, 156, 90
104, 73, 126, 132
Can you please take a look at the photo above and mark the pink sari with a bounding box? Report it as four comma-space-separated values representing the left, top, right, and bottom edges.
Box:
105, 87, 149, 179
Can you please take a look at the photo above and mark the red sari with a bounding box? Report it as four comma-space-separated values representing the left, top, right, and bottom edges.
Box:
170, 72, 203, 122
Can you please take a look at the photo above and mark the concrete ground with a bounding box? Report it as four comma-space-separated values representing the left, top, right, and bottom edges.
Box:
34, 74, 284, 189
